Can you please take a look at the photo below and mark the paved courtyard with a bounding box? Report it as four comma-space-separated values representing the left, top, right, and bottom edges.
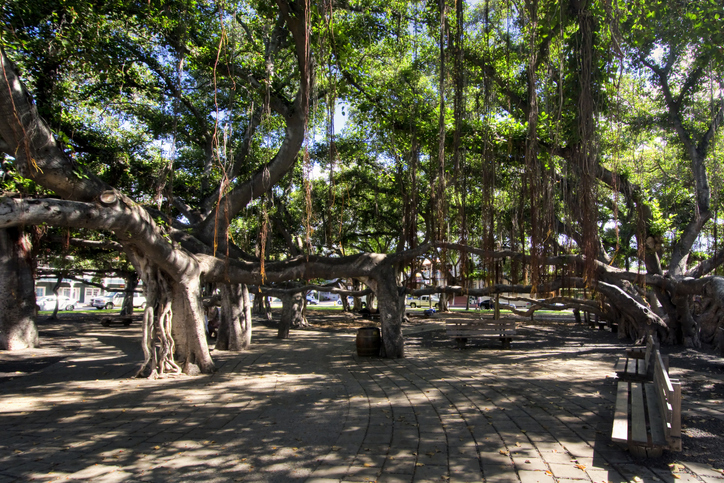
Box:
1, 316, 723, 482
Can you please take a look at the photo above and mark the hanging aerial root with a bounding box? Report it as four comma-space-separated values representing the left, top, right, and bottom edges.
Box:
135, 265, 183, 379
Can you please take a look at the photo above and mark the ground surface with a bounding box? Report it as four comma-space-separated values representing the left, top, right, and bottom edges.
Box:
298, 310, 724, 471
0, 309, 722, 483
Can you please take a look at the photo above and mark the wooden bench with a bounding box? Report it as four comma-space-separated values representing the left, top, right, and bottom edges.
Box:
446, 319, 516, 349
614, 334, 657, 381
611, 349, 681, 457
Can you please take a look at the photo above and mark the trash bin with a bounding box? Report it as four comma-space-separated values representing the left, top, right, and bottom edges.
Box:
356, 327, 381, 356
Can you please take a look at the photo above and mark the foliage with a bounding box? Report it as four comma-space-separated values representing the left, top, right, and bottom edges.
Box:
2, 0, 723, 288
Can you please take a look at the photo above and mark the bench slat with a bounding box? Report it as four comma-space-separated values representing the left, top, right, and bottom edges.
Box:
637, 358, 647, 377
626, 360, 639, 377
615, 335, 656, 381
614, 357, 628, 374
653, 351, 682, 450
630, 383, 648, 444
611, 382, 629, 443
644, 382, 667, 447
611, 344, 682, 454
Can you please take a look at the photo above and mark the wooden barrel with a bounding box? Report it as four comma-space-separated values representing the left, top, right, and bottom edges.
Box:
356, 327, 381, 356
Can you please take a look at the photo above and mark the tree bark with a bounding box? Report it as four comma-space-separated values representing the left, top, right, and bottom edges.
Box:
0, 228, 38, 350
120, 272, 138, 316
217, 284, 246, 351
171, 275, 215, 375
133, 252, 215, 378
252, 292, 265, 315
278, 292, 303, 339
373, 265, 405, 358
241, 284, 253, 349
49, 275, 62, 320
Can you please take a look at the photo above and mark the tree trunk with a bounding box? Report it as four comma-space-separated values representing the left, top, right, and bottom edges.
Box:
253, 292, 266, 315
341, 295, 350, 312
171, 276, 216, 375
120, 272, 138, 316
0, 228, 39, 350
366, 292, 377, 310
674, 293, 700, 348
439, 292, 449, 312
278, 292, 303, 339
134, 254, 215, 378
241, 285, 253, 349
374, 265, 405, 358
697, 300, 723, 344
216, 283, 246, 351
50, 275, 62, 320
264, 295, 272, 320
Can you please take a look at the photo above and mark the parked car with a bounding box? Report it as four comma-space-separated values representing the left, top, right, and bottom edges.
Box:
504, 297, 532, 309
37, 295, 77, 311
306, 293, 318, 305
90, 291, 146, 310
478, 298, 514, 310
478, 298, 494, 310
478, 296, 530, 310
336, 296, 353, 305
406, 294, 440, 308
336, 296, 367, 308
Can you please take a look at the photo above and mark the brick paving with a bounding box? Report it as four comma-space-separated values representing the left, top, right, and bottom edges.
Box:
0, 317, 722, 482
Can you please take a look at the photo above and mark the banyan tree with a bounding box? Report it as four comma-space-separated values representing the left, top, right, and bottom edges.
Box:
1, 0, 723, 373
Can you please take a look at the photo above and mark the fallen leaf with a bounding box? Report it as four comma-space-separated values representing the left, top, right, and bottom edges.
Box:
575, 464, 586, 470
499, 450, 509, 455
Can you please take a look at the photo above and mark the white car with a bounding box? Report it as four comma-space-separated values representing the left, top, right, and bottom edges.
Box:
37, 295, 77, 311
90, 291, 146, 310
336, 296, 353, 305
336, 296, 369, 308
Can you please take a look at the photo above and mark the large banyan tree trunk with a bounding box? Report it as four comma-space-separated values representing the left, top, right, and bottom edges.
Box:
216, 283, 252, 351
134, 254, 215, 378
374, 265, 405, 358
0, 228, 38, 350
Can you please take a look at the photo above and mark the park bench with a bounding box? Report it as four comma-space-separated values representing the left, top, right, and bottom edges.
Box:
446, 318, 516, 349
611, 348, 682, 458
614, 334, 657, 381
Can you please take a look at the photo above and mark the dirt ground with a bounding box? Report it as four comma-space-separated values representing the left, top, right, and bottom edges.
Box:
4, 308, 724, 472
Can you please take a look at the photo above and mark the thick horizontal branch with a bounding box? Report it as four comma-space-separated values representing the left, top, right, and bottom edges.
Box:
0, 197, 198, 281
